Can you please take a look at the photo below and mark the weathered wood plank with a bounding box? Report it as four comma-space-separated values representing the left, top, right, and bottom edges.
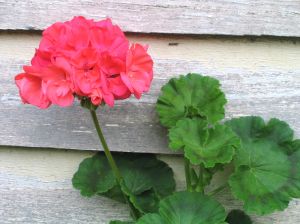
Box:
0, 34, 300, 153
2, 59, 300, 153
1, 0, 300, 37
0, 147, 299, 223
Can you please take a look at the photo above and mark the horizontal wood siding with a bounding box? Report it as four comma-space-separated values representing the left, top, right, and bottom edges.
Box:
0, 1, 300, 37
1, 1, 300, 222
0, 147, 299, 223
1, 34, 299, 153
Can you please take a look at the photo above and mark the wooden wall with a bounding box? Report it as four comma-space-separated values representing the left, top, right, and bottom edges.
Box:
0, 1, 300, 223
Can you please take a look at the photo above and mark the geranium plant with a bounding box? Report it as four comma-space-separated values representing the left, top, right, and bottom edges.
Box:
15, 16, 176, 220
107, 74, 300, 223
14, 17, 300, 224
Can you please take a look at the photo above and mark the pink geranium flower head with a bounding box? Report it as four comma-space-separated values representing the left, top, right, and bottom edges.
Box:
15, 16, 154, 109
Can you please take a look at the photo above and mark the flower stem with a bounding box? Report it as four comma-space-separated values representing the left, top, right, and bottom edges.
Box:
184, 158, 193, 191
89, 109, 140, 220
195, 165, 204, 193
208, 183, 228, 196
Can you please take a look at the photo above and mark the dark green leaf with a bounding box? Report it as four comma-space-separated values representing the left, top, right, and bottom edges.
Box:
110, 221, 134, 224
100, 185, 126, 203
136, 191, 226, 224
73, 153, 176, 214
122, 169, 153, 195
226, 116, 300, 215
226, 116, 293, 145
72, 154, 115, 197
118, 154, 176, 213
156, 73, 227, 128
169, 118, 239, 167
225, 210, 252, 224
131, 190, 160, 213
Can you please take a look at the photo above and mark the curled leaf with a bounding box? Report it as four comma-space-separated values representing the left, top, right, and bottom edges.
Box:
156, 73, 227, 128
169, 118, 239, 168
226, 116, 300, 215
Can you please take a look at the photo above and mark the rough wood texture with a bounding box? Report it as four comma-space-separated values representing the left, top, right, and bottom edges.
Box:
1, 1, 300, 37
0, 147, 299, 223
1, 34, 300, 153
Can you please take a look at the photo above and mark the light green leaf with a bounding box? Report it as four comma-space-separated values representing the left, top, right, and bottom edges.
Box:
156, 73, 227, 128
226, 116, 300, 215
225, 210, 252, 224
72, 154, 115, 197
136, 191, 226, 224
169, 118, 239, 167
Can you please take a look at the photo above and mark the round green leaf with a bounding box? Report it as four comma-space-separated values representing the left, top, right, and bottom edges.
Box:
226, 116, 300, 215
226, 116, 293, 144
72, 154, 116, 197
136, 191, 226, 224
159, 191, 226, 224
225, 210, 252, 224
156, 73, 227, 128
169, 118, 239, 167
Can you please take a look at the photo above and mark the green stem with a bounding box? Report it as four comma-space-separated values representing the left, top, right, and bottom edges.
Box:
184, 158, 193, 191
208, 183, 228, 196
195, 165, 204, 193
190, 167, 198, 189
90, 109, 140, 220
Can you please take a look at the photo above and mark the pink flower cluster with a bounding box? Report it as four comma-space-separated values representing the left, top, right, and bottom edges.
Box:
15, 16, 153, 108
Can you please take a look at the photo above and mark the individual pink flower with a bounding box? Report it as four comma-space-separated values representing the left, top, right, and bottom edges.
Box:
15, 73, 50, 109
41, 65, 74, 107
91, 18, 129, 60
39, 22, 68, 55
121, 44, 153, 98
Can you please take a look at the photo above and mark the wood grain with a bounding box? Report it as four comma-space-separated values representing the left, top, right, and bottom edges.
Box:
0, 1, 300, 37
1, 34, 300, 153
0, 147, 299, 223
2, 59, 300, 153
